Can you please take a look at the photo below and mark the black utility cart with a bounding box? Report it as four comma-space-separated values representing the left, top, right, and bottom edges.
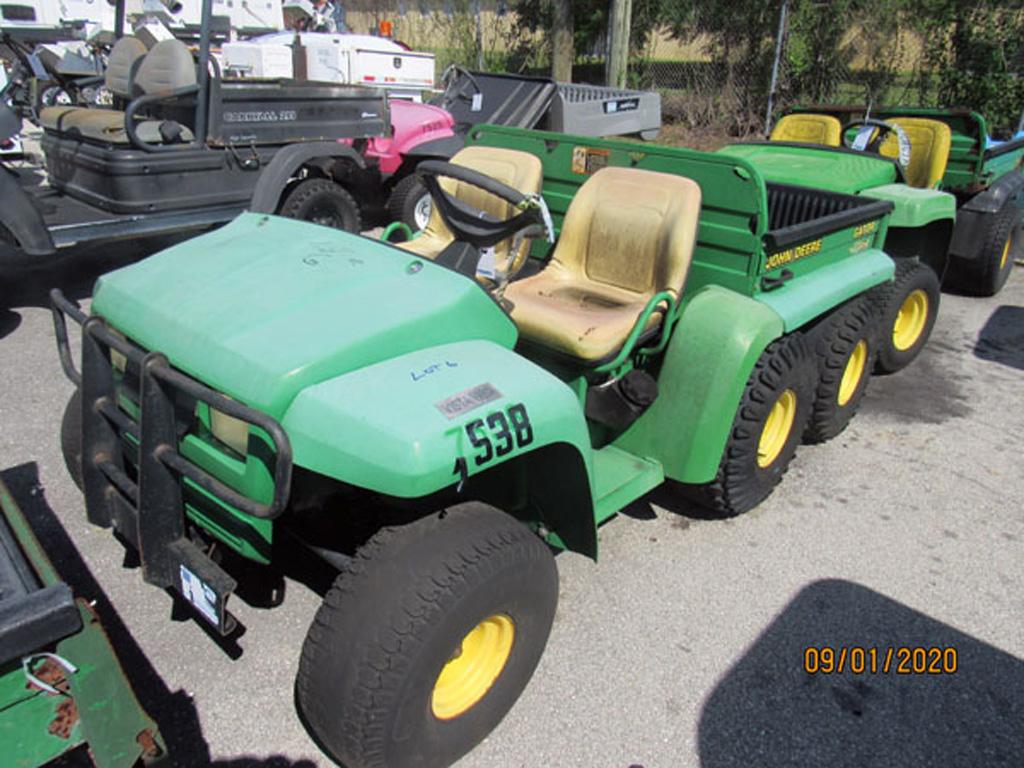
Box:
1, 0, 389, 265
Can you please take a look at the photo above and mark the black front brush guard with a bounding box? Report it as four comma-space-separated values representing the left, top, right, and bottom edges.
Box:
50, 289, 293, 635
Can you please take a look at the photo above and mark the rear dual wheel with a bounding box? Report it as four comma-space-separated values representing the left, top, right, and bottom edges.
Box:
946, 204, 1020, 297
804, 298, 876, 443
297, 503, 557, 768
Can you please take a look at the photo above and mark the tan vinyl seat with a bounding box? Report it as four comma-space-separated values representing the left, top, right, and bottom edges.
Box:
399, 146, 543, 278
770, 113, 842, 146
40, 39, 196, 145
879, 116, 952, 188
39, 35, 146, 131
504, 167, 701, 363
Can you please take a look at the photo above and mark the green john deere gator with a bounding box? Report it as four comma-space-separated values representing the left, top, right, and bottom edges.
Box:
52, 125, 911, 767
721, 105, 1024, 372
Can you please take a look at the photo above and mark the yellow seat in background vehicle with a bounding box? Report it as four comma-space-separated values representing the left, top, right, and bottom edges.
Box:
879, 116, 953, 189
770, 114, 842, 146
398, 146, 543, 279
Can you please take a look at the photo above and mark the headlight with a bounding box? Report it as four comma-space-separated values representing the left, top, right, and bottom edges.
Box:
210, 407, 250, 456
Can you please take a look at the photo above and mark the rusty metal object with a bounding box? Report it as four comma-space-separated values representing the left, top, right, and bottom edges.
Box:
48, 698, 79, 739
136, 728, 164, 760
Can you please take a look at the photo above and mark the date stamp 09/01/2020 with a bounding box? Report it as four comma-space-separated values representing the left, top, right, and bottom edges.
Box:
803, 646, 959, 675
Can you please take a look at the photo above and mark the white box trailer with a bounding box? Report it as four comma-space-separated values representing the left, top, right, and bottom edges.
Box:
221, 32, 434, 101
0, 0, 137, 40
140, 0, 281, 36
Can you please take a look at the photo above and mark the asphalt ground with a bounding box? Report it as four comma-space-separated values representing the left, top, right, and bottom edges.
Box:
1, 238, 1022, 768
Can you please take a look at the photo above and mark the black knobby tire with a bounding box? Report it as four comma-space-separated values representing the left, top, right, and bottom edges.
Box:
279, 178, 362, 233
867, 259, 940, 374
388, 172, 432, 232
60, 389, 83, 490
296, 502, 558, 768
804, 298, 877, 444
947, 204, 1020, 297
685, 335, 815, 516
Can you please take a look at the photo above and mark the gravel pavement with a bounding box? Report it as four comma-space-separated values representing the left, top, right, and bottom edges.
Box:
2, 240, 1022, 768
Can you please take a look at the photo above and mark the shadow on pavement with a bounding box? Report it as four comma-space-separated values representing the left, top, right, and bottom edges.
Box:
0, 233, 195, 341
974, 305, 1024, 371
698, 578, 1023, 768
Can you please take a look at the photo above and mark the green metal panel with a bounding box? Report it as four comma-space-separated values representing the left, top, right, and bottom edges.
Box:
281, 339, 595, 499
756, 248, 895, 332
591, 446, 663, 524
718, 143, 898, 193
465, 124, 769, 297
0, 481, 165, 767
613, 286, 785, 484
859, 184, 956, 228
93, 213, 519, 419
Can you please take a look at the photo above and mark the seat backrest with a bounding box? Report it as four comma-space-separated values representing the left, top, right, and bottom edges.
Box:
407, 145, 543, 272
133, 39, 197, 97
880, 116, 952, 188
105, 36, 147, 99
770, 113, 842, 146
550, 166, 702, 300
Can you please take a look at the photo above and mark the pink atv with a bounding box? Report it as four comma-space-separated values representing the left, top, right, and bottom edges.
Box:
349, 68, 559, 231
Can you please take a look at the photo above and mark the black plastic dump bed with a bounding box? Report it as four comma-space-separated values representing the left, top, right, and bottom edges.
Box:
764, 182, 893, 251
436, 72, 557, 134
0, 499, 80, 666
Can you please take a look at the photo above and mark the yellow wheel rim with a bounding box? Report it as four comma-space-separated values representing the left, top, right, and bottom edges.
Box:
892, 289, 929, 351
431, 614, 514, 720
1000, 234, 1012, 271
837, 340, 868, 407
757, 389, 797, 469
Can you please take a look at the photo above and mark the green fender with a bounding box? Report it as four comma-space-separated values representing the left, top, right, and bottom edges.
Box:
756, 248, 895, 332
860, 184, 956, 229
282, 338, 596, 542
614, 286, 785, 484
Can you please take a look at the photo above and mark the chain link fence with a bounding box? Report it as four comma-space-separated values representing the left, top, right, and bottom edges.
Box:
339, 0, 1024, 147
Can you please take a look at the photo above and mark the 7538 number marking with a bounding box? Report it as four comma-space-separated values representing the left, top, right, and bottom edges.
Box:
464, 403, 533, 466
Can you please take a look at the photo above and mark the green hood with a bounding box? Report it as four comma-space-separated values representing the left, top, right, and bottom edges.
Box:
719, 143, 898, 193
92, 214, 518, 416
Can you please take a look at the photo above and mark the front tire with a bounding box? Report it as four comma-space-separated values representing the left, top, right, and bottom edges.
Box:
868, 260, 940, 374
685, 335, 815, 516
279, 178, 362, 233
60, 389, 83, 490
388, 173, 432, 232
297, 503, 557, 768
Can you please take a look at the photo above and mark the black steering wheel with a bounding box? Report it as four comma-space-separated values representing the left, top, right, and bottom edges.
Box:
844, 118, 912, 169
439, 65, 481, 110
417, 160, 545, 249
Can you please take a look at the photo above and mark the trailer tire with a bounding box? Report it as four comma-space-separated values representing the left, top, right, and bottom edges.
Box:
804, 298, 877, 444
279, 178, 361, 233
389, 173, 432, 232
947, 205, 1020, 297
60, 389, 83, 491
296, 502, 557, 768
686, 334, 815, 516
868, 260, 940, 374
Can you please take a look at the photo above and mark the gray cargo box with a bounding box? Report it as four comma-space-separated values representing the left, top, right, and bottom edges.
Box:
547, 83, 661, 141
